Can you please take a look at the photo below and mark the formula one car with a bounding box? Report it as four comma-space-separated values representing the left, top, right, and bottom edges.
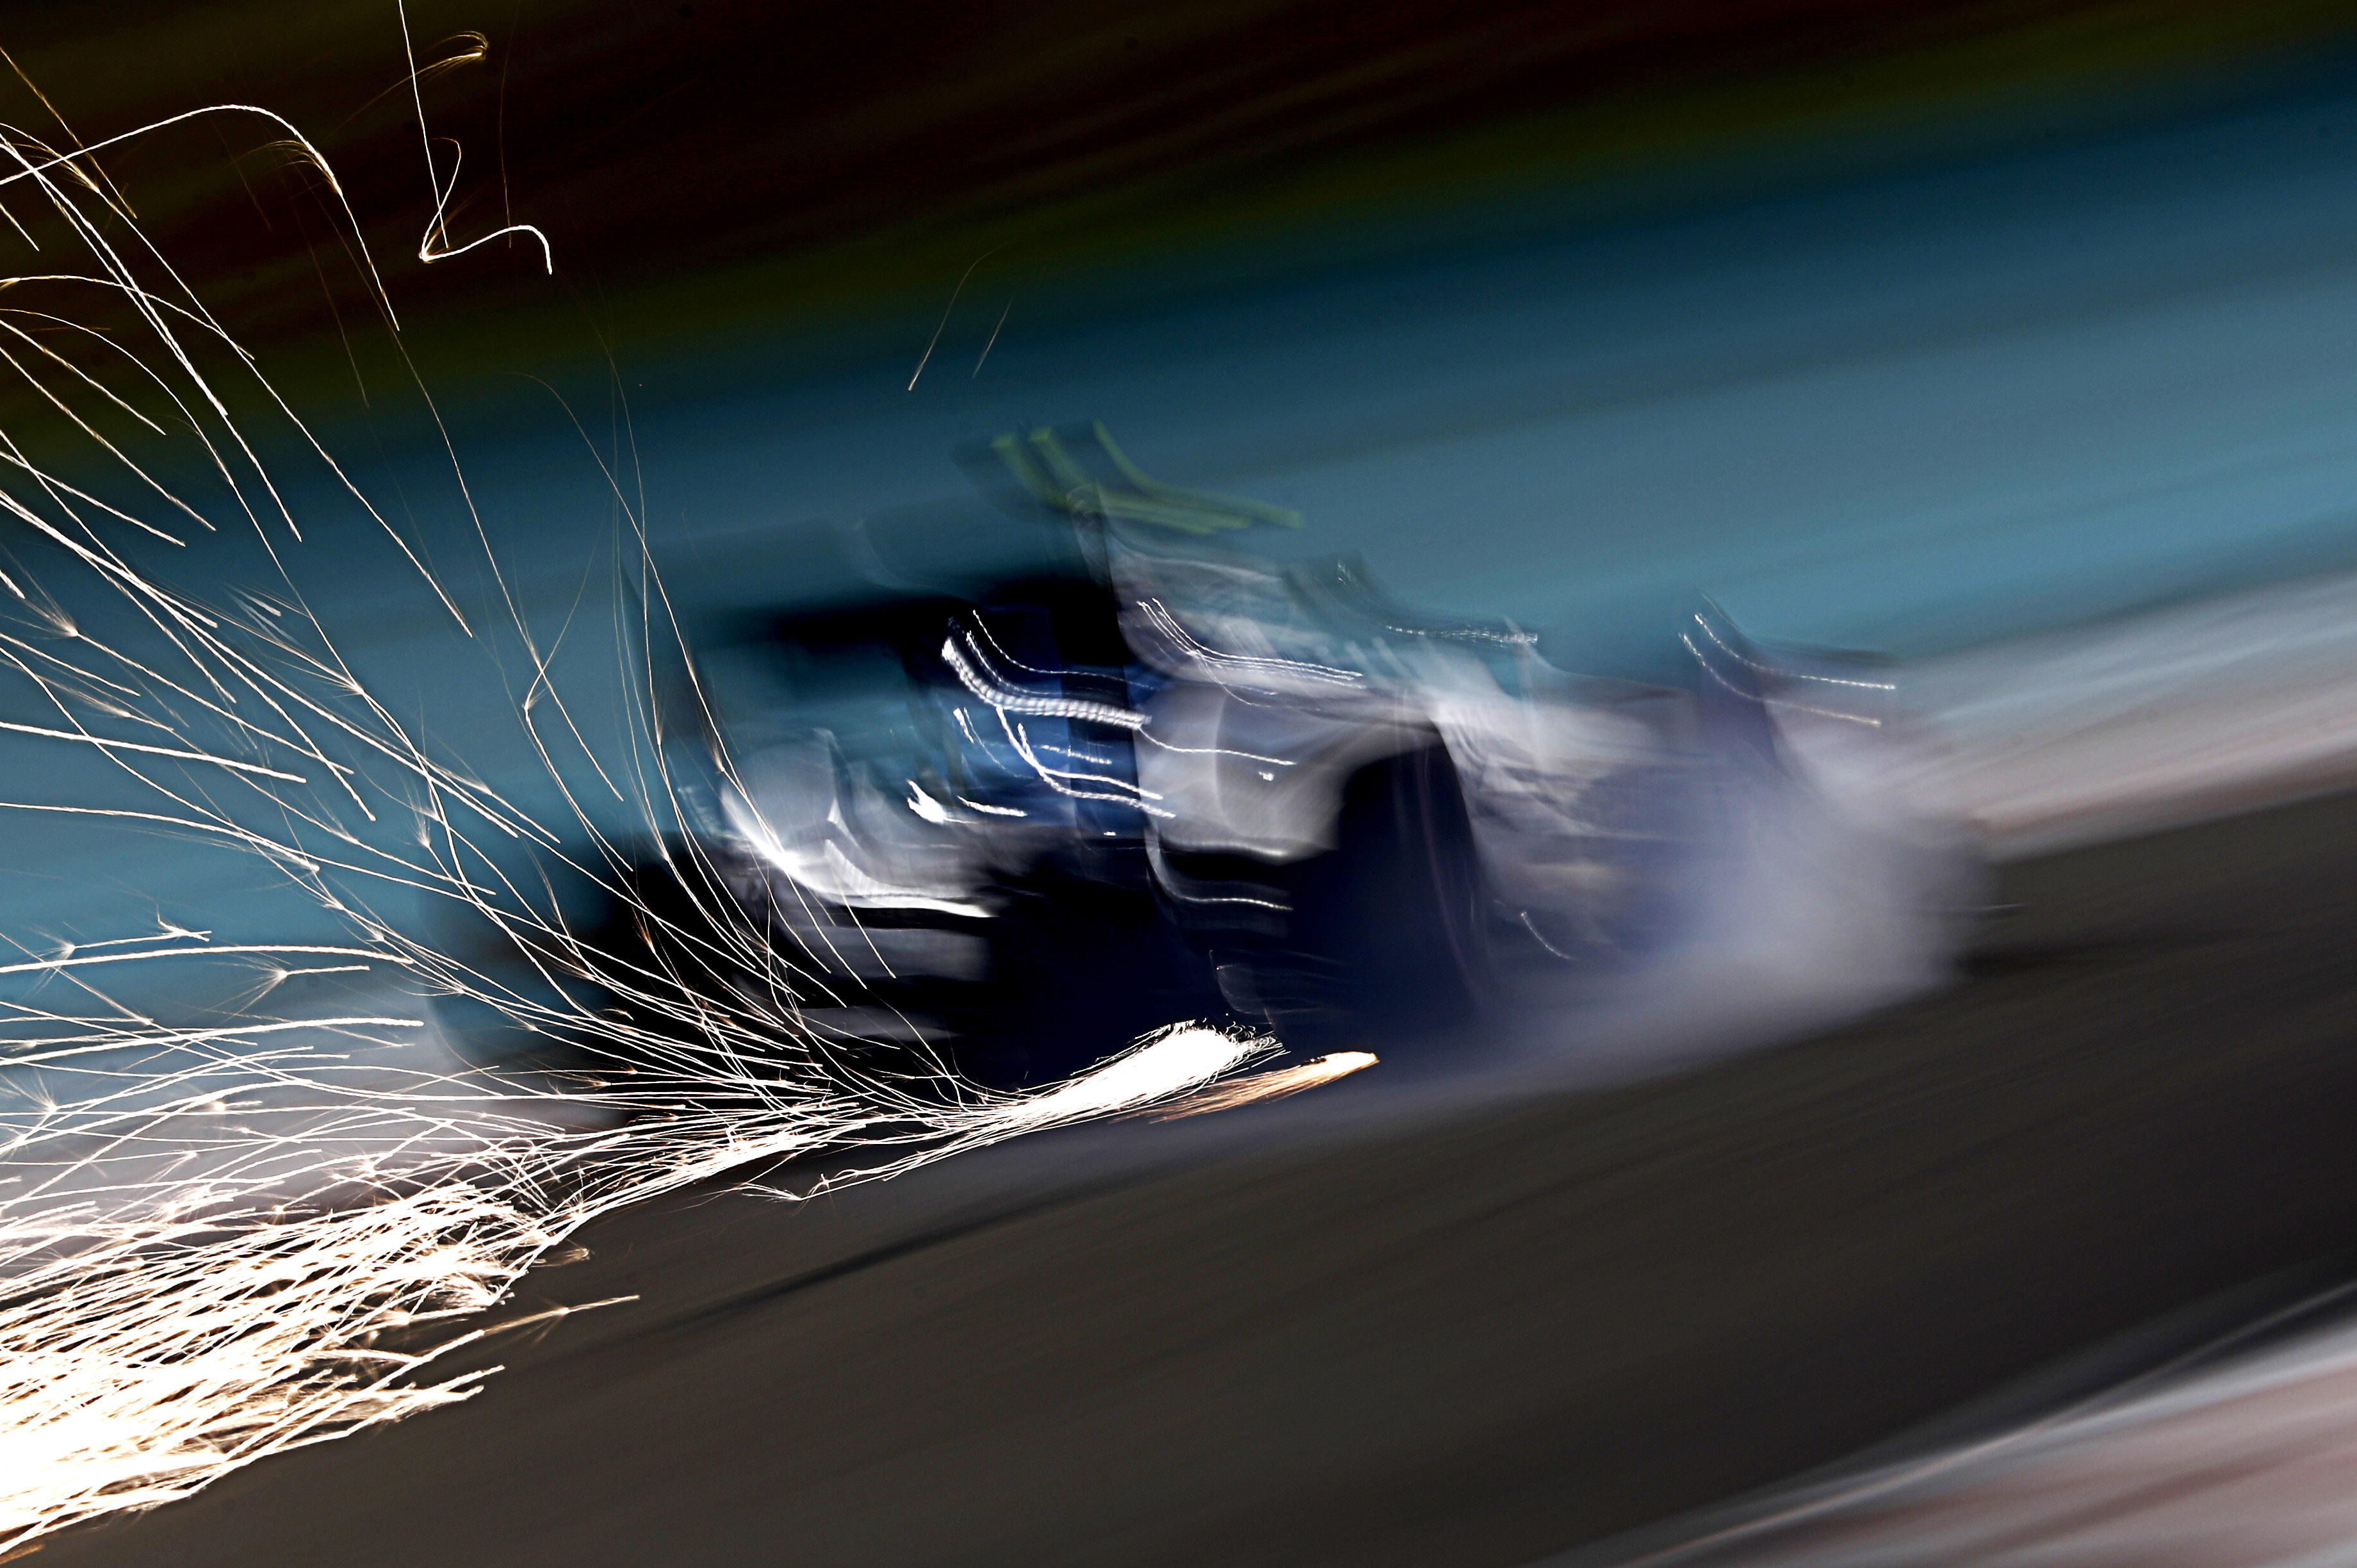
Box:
441, 425, 1929, 1097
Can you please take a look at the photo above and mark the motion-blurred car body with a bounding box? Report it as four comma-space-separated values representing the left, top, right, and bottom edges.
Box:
594, 426, 1962, 1092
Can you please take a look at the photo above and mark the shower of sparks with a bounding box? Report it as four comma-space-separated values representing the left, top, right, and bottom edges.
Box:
0, 64, 1301, 1555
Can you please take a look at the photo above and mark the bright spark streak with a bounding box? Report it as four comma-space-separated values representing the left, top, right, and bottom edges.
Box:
397, 1, 551, 272
0, 945, 399, 977
0, 717, 307, 781
1145, 1050, 1379, 1119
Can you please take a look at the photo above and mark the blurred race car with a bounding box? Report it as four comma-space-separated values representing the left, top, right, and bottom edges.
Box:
441, 425, 1951, 1097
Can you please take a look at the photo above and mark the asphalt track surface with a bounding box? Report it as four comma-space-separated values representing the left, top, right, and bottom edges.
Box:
29, 785, 2357, 1568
